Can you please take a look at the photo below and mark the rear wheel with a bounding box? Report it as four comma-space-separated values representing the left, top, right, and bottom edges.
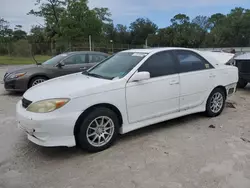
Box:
237, 79, 248, 88
76, 107, 119, 152
206, 88, 226, 117
29, 76, 48, 88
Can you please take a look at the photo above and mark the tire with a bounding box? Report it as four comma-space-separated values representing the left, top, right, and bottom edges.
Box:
29, 76, 48, 88
237, 79, 247, 88
77, 107, 119, 152
206, 88, 226, 117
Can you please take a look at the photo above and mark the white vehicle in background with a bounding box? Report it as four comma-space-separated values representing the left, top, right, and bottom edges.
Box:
16, 47, 238, 152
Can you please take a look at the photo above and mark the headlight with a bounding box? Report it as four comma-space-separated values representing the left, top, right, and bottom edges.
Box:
9, 72, 26, 79
26, 98, 70, 113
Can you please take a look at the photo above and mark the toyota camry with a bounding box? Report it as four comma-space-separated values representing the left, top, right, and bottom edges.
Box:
16, 47, 238, 152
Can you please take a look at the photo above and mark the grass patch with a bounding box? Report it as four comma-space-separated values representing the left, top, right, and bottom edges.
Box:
0, 55, 51, 65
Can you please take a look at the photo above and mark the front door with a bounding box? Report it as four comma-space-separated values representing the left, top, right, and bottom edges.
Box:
125, 51, 180, 123
87, 54, 107, 69
56, 54, 88, 76
173, 50, 216, 111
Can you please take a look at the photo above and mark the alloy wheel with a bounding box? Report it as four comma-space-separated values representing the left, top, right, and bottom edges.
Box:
86, 116, 115, 147
210, 92, 223, 113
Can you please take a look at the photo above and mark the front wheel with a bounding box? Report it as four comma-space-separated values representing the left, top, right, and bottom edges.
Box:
206, 88, 226, 117
29, 76, 48, 88
77, 107, 119, 152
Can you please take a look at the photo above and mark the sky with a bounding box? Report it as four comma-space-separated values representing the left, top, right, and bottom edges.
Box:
1, 0, 250, 32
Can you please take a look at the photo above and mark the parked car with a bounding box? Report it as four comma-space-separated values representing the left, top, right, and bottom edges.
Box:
234, 53, 250, 88
16, 47, 238, 152
3, 51, 109, 92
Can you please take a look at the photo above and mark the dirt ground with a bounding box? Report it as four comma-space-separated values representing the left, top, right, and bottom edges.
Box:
0, 65, 250, 188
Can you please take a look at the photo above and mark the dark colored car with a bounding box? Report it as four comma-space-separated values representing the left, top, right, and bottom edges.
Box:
3, 51, 109, 92
234, 53, 250, 88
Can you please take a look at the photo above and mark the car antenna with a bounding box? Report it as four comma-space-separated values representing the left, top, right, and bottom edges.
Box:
63, 47, 71, 53
30, 46, 40, 65
31, 53, 39, 65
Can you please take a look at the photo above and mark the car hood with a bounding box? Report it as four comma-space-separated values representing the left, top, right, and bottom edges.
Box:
23, 73, 114, 101
6, 64, 38, 74
5, 64, 55, 74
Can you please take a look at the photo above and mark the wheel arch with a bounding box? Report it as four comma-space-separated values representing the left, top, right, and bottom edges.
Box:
212, 85, 227, 98
73, 103, 123, 137
27, 74, 50, 88
206, 85, 227, 107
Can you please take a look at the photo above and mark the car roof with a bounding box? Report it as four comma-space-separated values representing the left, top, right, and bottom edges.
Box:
234, 53, 250, 60
123, 47, 234, 67
64, 51, 108, 56
122, 47, 201, 54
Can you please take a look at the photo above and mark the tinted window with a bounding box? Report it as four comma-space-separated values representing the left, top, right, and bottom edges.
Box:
138, 51, 177, 78
63, 54, 86, 65
89, 54, 106, 63
42, 54, 68, 65
175, 50, 212, 73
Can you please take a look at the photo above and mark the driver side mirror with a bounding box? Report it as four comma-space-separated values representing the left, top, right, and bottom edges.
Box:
130, 71, 150, 82
56, 61, 65, 68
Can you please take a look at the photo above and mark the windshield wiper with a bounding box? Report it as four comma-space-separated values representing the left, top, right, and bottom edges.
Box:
82, 72, 112, 80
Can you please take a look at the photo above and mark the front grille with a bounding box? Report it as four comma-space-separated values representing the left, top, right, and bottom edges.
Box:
22, 98, 32, 108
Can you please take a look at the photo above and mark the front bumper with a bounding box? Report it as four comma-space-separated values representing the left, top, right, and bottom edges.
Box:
16, 100, 80, 147
225, 83, 237, 97
4, 78, 27, 92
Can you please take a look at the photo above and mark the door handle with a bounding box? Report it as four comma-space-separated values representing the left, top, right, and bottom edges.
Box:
209, 73, 216, 78
169, 80, 179, 85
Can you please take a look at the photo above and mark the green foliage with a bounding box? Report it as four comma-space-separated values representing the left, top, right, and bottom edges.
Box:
1, 3, 250, 59
130, 18, 158, 45
12, 40, 30, 57
60, 0, 102, 40
0, 55, 51, 65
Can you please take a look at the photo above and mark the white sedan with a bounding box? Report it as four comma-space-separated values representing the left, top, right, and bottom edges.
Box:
16, 47, 238, 152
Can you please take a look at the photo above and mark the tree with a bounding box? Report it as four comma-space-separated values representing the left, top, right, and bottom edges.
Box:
171, 14, 190, 25
60, 0, 102, 41
93, 7, 112, 23
129, 18, 158, 45
192, 16, 210, 31
115, 24, 130, 44
29, 25, 46, 43
12, 25, 27, 41
0, 18, 13, 41
28, 0, 67, 39
208, 13, 226, 29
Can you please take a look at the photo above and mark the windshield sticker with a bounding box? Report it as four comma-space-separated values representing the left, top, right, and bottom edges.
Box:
205, 64, 210, 69
132, 53, 148, 57
61, 54, 68, 57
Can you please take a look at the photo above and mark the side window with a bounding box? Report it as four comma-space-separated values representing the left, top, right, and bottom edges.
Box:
175, 50, 213, 73
63, 54, 86, 65
89, 54, 106, 63
138, 51, 177, 78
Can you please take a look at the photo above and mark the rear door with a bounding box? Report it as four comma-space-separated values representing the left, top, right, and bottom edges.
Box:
173, 50, 216, 111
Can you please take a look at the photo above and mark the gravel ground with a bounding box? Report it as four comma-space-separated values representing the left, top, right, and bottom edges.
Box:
0, 66, 250, 188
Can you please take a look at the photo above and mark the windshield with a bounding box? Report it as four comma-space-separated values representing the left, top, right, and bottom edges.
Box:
86, 52, 148, 79
42, 54, 68, 65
